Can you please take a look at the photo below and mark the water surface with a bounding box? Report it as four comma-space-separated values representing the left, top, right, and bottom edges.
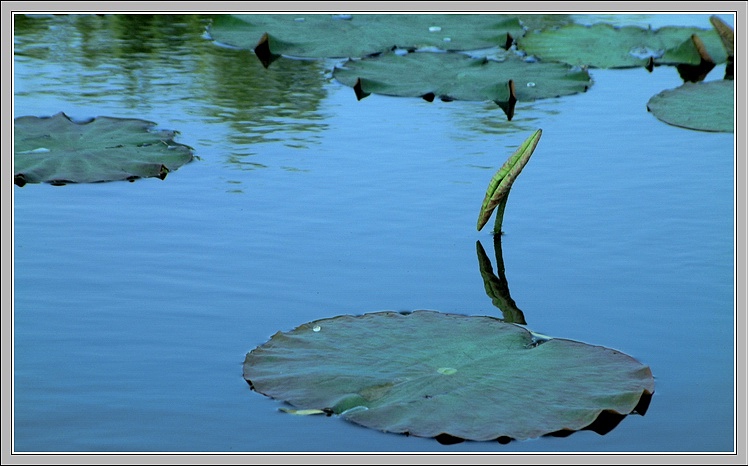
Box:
12, 13, 735, 454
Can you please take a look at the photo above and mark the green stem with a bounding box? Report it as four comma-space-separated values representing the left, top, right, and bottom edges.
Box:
492, 192, 510, 235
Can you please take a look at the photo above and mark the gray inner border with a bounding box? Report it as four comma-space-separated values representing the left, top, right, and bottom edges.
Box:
3, 2, 746, 465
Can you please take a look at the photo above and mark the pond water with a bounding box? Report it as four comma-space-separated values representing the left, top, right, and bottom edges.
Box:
12, 13, 736, 455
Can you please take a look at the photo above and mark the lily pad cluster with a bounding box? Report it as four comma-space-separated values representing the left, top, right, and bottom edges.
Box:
208, 14, 593, 120
244, 310, 654, 443
14, 112, 194, 186
208, 13, 734, 129
332, 53, 591, 118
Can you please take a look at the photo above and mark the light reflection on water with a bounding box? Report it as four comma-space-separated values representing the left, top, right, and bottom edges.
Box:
12, 13, 734, 453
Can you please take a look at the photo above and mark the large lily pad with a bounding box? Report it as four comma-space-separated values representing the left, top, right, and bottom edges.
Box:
243, 310, 654, 442
646, 80, 734, 132
208, 14, 525, 63
517, 23, 727, 69
14, 112, 194, 186
332, 52, 591, 117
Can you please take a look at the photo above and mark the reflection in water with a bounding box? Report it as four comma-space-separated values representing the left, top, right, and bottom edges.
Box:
14, 15, 212, 110
473, 234, 654, 445
475, 236, 526, 325
546, 390, 653, 439
195, 45, 329, 153
13, 14, 329, 172
449, 100, 538, 138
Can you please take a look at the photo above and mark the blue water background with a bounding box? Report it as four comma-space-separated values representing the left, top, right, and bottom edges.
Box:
12, 13, 735, 453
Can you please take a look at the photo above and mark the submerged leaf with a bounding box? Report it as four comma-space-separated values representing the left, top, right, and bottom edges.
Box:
477, 129, 542, 232
14, 112, 194, 186
647, 80, 733, 132
244, 310, 655, 442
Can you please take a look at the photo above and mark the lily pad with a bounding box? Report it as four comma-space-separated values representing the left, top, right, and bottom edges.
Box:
332, 52, 591, 117
646, 80, 734, 132
14, 112, 194, 186
208, 14, 526, 64
243, 310, 655, 442
517, 23, 727, 69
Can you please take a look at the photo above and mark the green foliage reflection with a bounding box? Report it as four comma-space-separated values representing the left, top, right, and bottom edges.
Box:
13, 14, 330, 170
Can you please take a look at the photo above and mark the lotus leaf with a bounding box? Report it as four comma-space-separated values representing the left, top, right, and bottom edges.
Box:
243, 310, 655, 442
332, 53, 591, 116
646, 80, 734, 133
14, 112, 194, 186
208, 14, 525, 63
517, 23, 726, 69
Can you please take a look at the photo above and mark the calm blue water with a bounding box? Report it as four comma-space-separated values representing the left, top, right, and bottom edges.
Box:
12, 14, 735, 454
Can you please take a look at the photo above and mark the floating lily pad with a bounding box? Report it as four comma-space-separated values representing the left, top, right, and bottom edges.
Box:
208, 14, 526, 64
517, 23, 726, 69
646, 80, 734, 132
243, 310, 654, 442
14, 112, 194, 186
332, 52, 591, 118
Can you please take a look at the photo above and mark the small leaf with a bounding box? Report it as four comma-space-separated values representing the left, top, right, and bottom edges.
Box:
709, 16, 734, 57
477, 129, 542, 232
14, 112, 194, 186
647, 80, 733, 132
709, 16, 734, 80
